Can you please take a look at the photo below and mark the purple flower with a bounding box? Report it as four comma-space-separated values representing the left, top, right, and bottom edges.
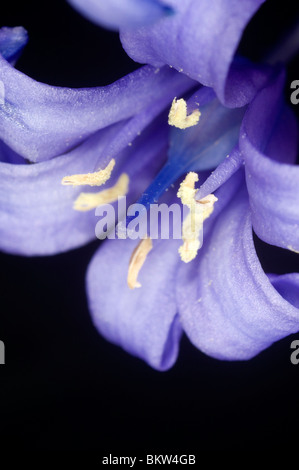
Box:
1, 0, 299, 371
86, 69, 299, 370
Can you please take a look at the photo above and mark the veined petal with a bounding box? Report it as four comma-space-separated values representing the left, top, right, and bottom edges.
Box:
0, 115, 168, 256
120, 0, 268, 106
0, 26, 28, 64
68, 0, 173, 30
241, 70, 299, 252
177, 187, 299, 360
0, 126, 115, 256
0, 57, 194, 162
86, 237, 182, 371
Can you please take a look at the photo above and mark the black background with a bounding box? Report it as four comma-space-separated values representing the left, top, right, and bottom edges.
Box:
0, 0, 299, 451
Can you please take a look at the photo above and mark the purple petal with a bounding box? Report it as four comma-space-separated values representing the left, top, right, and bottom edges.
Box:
241, 70, 299, 252
196, 147, 242, 200
0, 115, 168, 256
0, 126, 114, 256
86, 237, 182, 370
0, 57, 194, 162
0, 26, 28, 64
177, 187, 299, 360
68, 0, 173, 30
120, 0, 268, 106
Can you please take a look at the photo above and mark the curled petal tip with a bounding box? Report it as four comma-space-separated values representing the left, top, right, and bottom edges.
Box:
68, 0, 174, 31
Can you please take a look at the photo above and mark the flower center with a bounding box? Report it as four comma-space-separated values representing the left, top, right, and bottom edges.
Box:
133, 93, 245, 213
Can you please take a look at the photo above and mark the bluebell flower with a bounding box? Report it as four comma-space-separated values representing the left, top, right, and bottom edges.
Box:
76, 0, 299, 369
0, 0, 299, 371
86, 69, 299, 370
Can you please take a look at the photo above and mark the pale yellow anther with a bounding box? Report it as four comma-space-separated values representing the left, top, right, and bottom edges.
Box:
177, 172, 199, 207
73, 173, 129, 212
168, 98, 201, 129
178, 236, 201, 263
127, 237, 153, 290
61, 159, 115, 187
177, 173, 217, 263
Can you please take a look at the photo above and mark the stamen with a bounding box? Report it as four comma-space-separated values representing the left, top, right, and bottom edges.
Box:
177, 172, 199, 206
61, 159, 115, 187
177, 173, 217, 263
130, 95, 243, 220
127, 237, 153, 289
179, 211, 202, 263
168, 98, 201, 129
74, 173, 129, 212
